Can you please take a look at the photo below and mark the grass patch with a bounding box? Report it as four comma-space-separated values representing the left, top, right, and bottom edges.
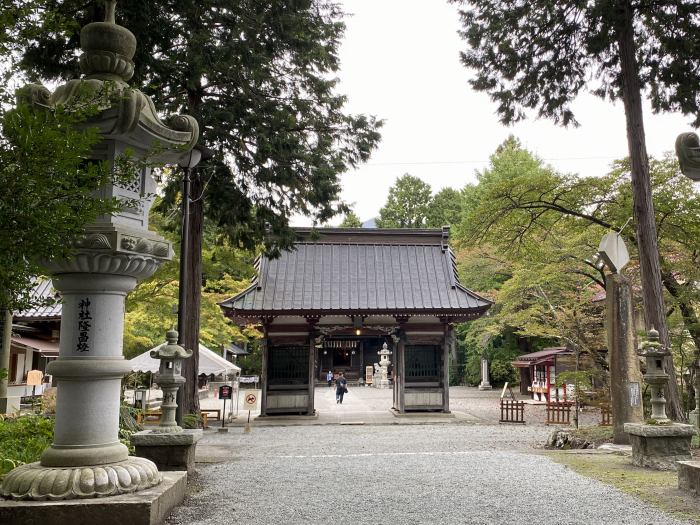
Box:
546, 451, 700, 524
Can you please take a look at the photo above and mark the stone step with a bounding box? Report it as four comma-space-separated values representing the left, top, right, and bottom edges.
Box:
678, 460, 700, 495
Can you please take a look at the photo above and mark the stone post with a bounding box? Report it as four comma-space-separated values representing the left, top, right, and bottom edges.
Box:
478, 356, 492, 390
0, 310, 20, 414
0, 1, 198, 500
605, 273, 644, 444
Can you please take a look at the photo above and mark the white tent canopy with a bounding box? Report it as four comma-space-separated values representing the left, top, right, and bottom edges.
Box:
129, 343, 241, 376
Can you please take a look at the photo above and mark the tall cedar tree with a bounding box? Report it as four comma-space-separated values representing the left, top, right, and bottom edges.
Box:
451, 0, 700, 421
12, 1, 382, 416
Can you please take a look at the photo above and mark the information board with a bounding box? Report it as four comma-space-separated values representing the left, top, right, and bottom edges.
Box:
219, 385, 233, 399
629, 382, 641, 407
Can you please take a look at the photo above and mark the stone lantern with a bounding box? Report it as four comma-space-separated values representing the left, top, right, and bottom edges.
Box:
637, 328, 670, 423
377, 342, 392, 388
151, 329, 192, 433
624, 328, 697, 470
1, 0, 198, 501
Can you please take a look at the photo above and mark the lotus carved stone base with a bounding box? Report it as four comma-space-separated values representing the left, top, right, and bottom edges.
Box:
0, 456, 162, 500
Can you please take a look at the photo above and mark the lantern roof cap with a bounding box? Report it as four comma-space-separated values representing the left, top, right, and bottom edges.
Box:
150, 329, 192, 360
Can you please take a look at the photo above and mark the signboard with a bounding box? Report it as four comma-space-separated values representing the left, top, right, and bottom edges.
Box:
219, 385, 233, 399
629, 382, 641, 407
239, 375, 259, 384
26, 370, 43, 386
366, 365, 374, 384
243, 390, 259, 411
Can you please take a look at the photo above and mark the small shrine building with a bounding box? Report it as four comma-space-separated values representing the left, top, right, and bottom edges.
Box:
221, 227, 490, 416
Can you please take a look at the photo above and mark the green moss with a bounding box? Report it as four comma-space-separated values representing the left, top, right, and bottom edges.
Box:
546, 452, 700, 524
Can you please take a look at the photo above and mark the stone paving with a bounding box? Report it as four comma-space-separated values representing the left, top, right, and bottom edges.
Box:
202, 385, 601, 428
166, 387, 688, 524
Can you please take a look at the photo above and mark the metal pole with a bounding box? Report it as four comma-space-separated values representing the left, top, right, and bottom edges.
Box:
175, 165, 191, 426
222, 397, 226, 428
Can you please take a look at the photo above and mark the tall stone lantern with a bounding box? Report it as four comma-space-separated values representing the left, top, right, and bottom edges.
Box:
1, 1, 198, 500
624, 329, 696, 470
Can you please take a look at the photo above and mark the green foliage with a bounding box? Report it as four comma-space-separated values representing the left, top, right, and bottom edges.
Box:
339, 211, 362, 228
376, 174, 433, 228
0, 98, 122, 310
11, 1, 383, 253
425, 187, 463, 228
182, 412, 202, 430
451, 1, 700, 127
0, 415, 53, 476
124, 207, 258, 358
489, 359, 517, 385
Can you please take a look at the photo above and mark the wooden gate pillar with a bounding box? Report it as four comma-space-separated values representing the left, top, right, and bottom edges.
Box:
442, 322, 452, 413
306, 317, 319, 416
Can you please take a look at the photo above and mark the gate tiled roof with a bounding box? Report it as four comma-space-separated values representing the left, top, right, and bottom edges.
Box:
221, 228, 490, 318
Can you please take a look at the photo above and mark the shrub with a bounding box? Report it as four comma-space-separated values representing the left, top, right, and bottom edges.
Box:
0, 415, 54, 476
490, 359, 517, 384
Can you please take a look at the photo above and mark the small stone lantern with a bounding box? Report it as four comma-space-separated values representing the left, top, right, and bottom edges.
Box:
151, 329, 192, 433
378, 342, 392, 388
638, 327, 670, 423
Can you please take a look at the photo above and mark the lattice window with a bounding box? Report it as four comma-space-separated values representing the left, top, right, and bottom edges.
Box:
116, 173, 142, 194
268, 346, 308, 385
405, 345, 440, 380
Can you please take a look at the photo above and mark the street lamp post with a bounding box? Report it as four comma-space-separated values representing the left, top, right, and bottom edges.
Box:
175, 147, 202, 426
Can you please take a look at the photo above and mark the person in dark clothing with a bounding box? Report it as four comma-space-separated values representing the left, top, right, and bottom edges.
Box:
336, 372, 347, 404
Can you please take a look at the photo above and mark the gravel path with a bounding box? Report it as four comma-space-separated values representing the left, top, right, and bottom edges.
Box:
167, 425, 688, 525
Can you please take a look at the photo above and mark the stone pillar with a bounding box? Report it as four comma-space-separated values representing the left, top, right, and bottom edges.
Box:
0, 310, 20, 414
606, 273, 644, 444
478, 357, 492, 391
0, 1, 198, 500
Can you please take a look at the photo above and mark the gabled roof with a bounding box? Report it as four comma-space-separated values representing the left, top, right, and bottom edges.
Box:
512, 347, 571, 367
14, 280, 62, 321
221, 228, 491, 318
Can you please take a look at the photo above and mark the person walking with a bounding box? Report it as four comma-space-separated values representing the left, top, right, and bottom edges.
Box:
336, 372, 348, 404
327, 370, 333, 388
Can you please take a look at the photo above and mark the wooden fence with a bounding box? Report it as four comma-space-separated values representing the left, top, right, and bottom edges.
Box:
499, 399, 525, 424
546, 401, 573, 425
600, 405, 612, 426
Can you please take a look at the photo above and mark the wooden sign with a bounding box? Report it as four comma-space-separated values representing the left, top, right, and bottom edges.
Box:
219, 385, 233, 399
26, 370, 43, 386
366, 365, 374, 384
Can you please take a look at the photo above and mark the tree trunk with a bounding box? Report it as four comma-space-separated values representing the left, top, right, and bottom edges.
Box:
180, 170, 203, 420
617, 0, 683, 420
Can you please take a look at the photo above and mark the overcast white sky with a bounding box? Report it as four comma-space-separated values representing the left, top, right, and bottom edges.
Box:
294, 0, 694, 226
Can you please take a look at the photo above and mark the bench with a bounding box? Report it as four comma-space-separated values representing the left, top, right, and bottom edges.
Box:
201, 409, 221, 423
